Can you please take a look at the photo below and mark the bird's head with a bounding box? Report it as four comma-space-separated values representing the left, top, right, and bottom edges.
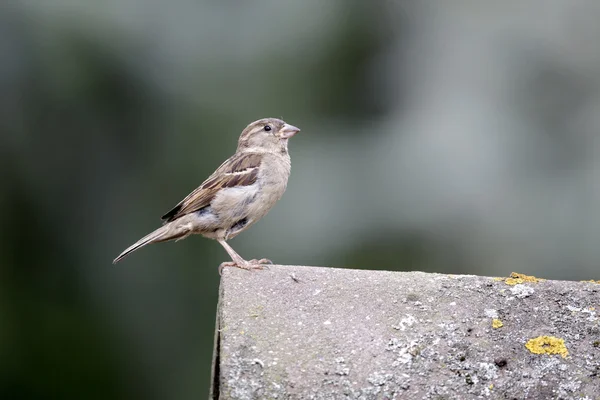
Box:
237, 118, 300, 153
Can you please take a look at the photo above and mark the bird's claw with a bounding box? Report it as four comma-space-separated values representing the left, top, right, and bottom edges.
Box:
219, 259, 271, 275
218, 261, 236, 275
248, 258, 273, 265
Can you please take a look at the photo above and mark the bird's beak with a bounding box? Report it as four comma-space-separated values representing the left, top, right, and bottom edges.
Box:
279, 123, 301, 139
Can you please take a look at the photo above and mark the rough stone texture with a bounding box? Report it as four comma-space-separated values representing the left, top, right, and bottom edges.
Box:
211, 265, 600, 400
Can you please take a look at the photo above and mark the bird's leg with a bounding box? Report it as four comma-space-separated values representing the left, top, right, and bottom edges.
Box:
217, 240, 268, 272
218, 239, 247, 266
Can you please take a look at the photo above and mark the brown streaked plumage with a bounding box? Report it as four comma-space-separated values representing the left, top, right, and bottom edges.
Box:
113, 118, 300, 271
161, 153, 263, 222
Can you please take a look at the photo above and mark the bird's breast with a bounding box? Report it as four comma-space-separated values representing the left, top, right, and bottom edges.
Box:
250, 153, 291, 216
209, 153, 291, 235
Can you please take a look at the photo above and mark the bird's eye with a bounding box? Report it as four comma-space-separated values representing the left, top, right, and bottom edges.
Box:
264, 125, 272, 132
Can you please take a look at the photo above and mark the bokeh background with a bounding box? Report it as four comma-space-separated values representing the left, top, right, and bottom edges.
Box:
3, 1, 600, 398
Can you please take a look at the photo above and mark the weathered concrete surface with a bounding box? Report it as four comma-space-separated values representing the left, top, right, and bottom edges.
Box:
211, 266, 600, 400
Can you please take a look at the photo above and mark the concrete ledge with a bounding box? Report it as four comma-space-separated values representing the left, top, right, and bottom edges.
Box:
211, 265, 600, 399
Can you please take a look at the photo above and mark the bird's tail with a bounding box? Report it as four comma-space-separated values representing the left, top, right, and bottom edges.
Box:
113, 222, 191, 264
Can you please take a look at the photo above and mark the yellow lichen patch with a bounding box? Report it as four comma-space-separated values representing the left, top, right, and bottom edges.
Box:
525, 336, 568, 358
504, 278, 522, 286
505, 272, 543, 286
493, 277, 504, 282
492, 319, 503, 329
582, 280, 600, 284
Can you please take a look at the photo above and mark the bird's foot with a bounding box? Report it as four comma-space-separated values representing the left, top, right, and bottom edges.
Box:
218, 259, 271, 275
248, 258, 273, 265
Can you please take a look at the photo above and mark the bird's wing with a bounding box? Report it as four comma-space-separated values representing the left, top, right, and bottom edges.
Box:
161, 153, 262, 222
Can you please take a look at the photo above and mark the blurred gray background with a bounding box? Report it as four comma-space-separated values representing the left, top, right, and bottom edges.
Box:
2, 1, 600, 398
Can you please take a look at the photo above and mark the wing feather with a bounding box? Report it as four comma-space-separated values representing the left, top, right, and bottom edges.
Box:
161, 153, 262, 222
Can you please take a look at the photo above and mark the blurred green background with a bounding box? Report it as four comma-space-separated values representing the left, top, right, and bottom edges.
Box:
2, 1, 600, 399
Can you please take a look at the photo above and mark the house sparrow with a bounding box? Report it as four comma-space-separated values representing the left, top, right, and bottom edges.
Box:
113, 118, 300, 271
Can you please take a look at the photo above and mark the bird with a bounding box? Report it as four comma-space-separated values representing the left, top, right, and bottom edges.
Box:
113, 118, 300, 271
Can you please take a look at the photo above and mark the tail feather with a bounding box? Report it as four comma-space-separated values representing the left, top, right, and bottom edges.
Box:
113, 223, 187, 264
